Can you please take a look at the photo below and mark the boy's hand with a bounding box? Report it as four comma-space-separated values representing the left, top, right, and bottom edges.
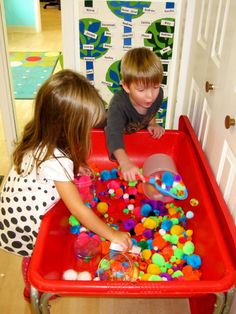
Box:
120, 159, 145, 182
114, 148, 145, 182
147, 124, 165, 139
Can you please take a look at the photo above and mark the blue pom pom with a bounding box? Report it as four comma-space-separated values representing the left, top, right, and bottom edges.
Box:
70, 225, 80, 234
131, 238, 138, 246
141, 203, 152, 216
147, 238, 154, 250
101, 170, 112, 181
110, 168, 118, 179
186, 254, 202, 269
161, 220, 173, 231
162, 171, 174, 187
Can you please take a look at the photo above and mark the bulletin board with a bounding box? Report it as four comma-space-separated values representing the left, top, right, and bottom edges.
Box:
78, 1, 177, 127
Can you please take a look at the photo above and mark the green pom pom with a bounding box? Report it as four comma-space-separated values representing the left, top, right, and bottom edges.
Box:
69, 215, 80, 226
149, 275, 163, 281
137, 241, 148, 250
172, 270, 183, 278
183, 241, 195, 255
174, 248, 183, 259
152, 253, 165, 266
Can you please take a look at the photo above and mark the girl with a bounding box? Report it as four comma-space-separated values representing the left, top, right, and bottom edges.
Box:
0, 69, 132, 258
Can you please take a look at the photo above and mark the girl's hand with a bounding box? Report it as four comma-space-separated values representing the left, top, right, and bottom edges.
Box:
147, 124, 165, 139
77, 166, 93, 176
110, 229, 133, 252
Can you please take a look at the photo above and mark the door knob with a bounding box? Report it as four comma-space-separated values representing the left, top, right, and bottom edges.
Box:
205, 81, 215, 92
225, 115, 235, 129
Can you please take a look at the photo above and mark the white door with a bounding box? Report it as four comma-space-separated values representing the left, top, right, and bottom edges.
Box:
175, 0, 236, 222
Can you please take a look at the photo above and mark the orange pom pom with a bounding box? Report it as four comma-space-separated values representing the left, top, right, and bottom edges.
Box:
134, 223, 145, 235
101, 241, 110, 255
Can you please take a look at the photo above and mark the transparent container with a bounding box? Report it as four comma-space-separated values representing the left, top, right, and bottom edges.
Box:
74, 235, 101, 274
142, 153, 178, 203
74, 175, 96, 202
97, 252, 135, 282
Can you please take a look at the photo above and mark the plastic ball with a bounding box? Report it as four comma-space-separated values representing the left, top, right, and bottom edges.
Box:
63, 269, 78, 280
77, 271, 92, 281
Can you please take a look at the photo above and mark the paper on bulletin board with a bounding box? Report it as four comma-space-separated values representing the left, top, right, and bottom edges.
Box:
78, 1, 176, 127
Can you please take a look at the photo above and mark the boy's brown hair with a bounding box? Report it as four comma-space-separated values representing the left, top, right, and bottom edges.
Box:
121, 47, 163, 87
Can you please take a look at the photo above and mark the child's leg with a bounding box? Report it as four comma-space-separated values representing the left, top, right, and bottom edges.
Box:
22, 256, 31, 300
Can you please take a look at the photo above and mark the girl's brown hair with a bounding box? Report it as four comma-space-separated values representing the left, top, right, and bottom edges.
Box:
121, 47, 163, 87
13, 69, 106, 175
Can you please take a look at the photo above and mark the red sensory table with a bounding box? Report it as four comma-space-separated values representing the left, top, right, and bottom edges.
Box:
28, 116, 236, 314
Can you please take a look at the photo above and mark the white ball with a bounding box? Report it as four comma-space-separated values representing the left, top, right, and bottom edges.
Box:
77, 271, 92, 281
63, 269, 78, 280
186, 211, 194, 219
159, 228, 166, 235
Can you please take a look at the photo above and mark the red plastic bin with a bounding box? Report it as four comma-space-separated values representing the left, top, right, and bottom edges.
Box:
28, 116, 236, 313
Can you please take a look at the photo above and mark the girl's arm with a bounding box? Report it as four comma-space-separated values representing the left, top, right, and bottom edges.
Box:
54, 180, 132, 251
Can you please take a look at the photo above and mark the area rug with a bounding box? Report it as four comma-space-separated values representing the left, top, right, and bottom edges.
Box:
9, 51, 61, 99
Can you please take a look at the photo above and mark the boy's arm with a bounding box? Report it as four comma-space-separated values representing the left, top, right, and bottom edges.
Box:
105, 98, 126, 159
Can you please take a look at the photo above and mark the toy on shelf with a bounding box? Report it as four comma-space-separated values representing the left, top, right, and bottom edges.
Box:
142, 153, 188, 202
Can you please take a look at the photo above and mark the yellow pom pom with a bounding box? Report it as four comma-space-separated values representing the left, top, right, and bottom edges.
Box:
186, 229, 193, 237
142, 249, 152, 260
140, 273, 151, 281
143, 217, 157, 230
168, 206, 177, 215
168, 269, 174, 275
147, 264, 161, 275
97, 202, 108, 215
170, 225, 184, 235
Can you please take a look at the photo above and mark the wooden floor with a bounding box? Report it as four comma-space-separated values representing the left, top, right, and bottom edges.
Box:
0, 3, 190, 314
0, 248, 190, 314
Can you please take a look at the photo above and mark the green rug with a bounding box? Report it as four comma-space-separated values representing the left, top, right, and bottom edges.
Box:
9, 51, 60, 99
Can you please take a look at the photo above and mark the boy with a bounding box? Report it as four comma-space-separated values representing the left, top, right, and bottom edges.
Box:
105, 47, 165, 182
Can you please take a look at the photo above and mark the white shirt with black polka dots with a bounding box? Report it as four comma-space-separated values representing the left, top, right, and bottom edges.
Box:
0, 148, 74, 256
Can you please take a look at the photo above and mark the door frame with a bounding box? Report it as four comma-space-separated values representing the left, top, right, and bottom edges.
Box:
173, 0, 196, 129
0, 1, 17, 156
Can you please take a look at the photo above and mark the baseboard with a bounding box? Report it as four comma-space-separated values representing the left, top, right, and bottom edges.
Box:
7, 26, 39, 33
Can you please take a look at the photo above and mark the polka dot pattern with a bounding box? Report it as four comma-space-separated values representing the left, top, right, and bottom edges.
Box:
0, 148, 74, 256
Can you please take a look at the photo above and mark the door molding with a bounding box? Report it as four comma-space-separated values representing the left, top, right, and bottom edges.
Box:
0, 2, 17, 156
174, 0, 196, 128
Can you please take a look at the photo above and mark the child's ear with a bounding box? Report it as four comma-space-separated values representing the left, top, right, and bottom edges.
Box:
121, 80, 130, 93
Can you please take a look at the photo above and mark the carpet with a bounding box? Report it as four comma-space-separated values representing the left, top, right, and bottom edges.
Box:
9, 51, 60, 99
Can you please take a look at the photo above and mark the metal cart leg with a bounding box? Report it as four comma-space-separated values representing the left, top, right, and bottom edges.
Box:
30, 285, 54, 314
40, 292, 53, 314
30, 286, 41, 314
223, 287, 236, 314
213, 293, 226, 314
